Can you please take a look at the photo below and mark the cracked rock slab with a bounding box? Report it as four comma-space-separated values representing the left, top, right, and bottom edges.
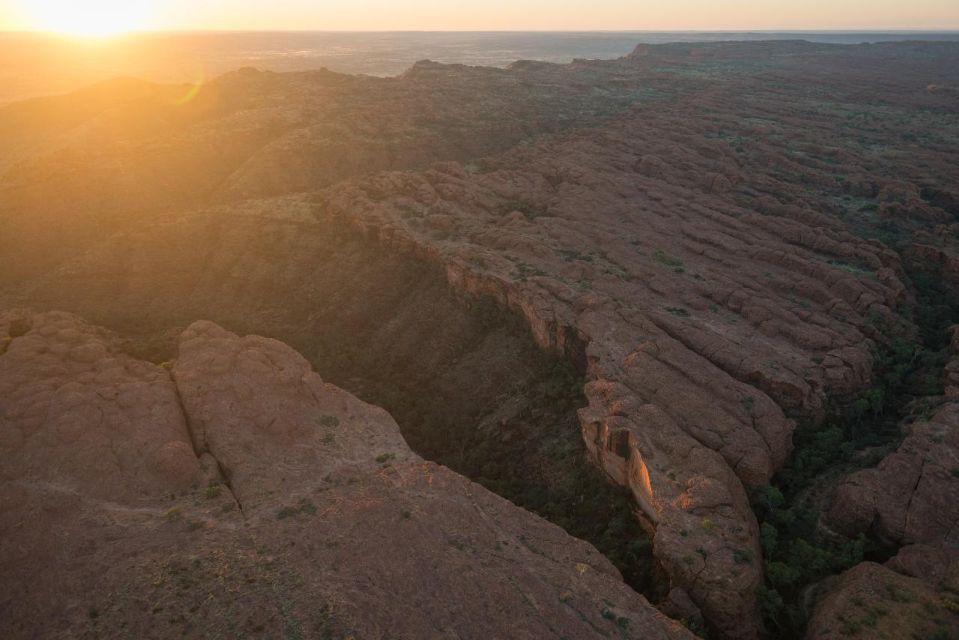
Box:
0, 310, 693, 640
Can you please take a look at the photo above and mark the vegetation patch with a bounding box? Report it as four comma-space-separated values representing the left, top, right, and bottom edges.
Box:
558, 248, 595, 263
753, 232, 957, 637
498, 199, 549, 221
276, 498, 317, 520
653, 249, 684, 268
318, 415, 340, 428
827, 259, 877, 280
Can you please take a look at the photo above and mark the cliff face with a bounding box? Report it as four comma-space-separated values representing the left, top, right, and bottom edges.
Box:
2, 41, 959, 639
8, 173, 899, 636
0, 310, 692, 639
310, 108, 908, 636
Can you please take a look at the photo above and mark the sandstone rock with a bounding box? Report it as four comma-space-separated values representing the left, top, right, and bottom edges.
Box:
826, 404, 959, 547
902, 239, 959, 292
812, 315, 959, 639
658, 587, 706, 633
825, 340, 959, 548
4, 41, 959, 639
171, 320, 418, 513
0, 309, 204, 503
0, 312, 693, 639
886, 544, 959, 586
806, 552, 959, 640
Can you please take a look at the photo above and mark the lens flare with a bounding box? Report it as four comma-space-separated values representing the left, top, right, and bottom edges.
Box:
173, 71, 207, 106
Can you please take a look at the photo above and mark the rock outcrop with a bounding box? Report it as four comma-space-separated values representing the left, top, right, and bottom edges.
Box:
3, 41, 959, 639
825, 328, 959, 547
902, 231, 959, 292
0, 310, 693, 639
811, 328, 959, 638
806, 546, 959, 639
824, 401, 959, 548
311, 100, 918, 635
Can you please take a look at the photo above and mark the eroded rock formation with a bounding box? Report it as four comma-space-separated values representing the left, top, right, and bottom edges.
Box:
825, 325, 959, 547
810, 328, 959, 638
806, 546, 959, 639
2, 41, 959, 639
0, 310, 693, 639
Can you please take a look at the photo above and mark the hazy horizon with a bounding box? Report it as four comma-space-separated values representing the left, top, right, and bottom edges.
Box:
2, 29, 958, 106
3, 28, 959, 33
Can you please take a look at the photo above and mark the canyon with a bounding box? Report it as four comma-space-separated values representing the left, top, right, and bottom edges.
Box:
1, 40, 958, 639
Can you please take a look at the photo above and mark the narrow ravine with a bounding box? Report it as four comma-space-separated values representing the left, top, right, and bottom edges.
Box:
748, 231, 959, 638
297, 283, 668, 603
29, 218, 670, 608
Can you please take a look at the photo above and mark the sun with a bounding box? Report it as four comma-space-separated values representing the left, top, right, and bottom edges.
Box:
19, 0, 154, 37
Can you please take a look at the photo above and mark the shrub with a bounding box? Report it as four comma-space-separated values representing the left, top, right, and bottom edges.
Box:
276, 506, 298, 520
276, 498, 316, 520
653, 249, 684, 268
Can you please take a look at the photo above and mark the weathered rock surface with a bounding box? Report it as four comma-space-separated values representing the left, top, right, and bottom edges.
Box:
0, 310, 694, 639
805, 546, 959, 639
2, 41, 959, 639
810, 327, 959, 638
825, 332, 959, 547
0, 309, 204, 503
309, 98, 923, 635
824, 402, 959, 547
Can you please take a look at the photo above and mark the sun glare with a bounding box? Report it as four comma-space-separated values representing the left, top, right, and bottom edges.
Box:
20, 0, 153, 37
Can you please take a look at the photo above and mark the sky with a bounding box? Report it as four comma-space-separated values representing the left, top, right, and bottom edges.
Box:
1, 0, 958, 33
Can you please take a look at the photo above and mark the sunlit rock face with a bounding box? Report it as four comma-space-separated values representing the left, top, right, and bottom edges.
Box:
1, 40, 958, 639
0, 310, 693, 640
310, 97, 918, 635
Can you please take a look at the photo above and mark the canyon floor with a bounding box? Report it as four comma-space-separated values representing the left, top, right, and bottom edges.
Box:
1, 40, 958, 639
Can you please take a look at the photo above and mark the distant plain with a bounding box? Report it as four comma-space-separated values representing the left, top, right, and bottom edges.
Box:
2, 30, 959, 103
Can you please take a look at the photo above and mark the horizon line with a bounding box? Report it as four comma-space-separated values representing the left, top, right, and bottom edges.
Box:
3, 28, 959, 35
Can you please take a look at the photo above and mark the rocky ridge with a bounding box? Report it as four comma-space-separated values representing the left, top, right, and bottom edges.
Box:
1, 41, 958, 639
0, 309, 693, 639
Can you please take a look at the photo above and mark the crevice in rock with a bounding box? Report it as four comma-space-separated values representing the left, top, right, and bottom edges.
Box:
167, 369, 245, 516
747, 233, 959, 637
650, 312, 809, 434
37, 222, 664, 601
899, 459, 926, 546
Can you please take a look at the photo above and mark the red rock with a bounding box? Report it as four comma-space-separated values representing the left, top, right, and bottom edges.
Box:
0, 312, 693, 640
3, 41, 959, 639
825, 342, 959, 548
806, 548, 959, 640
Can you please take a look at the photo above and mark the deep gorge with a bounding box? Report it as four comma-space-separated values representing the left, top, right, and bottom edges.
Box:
7, 207, 668, 604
